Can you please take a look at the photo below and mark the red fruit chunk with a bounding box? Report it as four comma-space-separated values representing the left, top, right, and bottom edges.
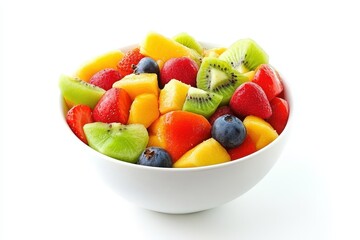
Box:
252, 64, 283, 101
66, 104, 93, 144
230, 82, 272, 119
209, 106, 234, 125
160, 57, 198, 88
93, 88, 132, 124
89, 68, 122, 90
148, 111, 211, 162
117, 48, 145, 77
267, 97, 289, 134
228, 135, 256, 160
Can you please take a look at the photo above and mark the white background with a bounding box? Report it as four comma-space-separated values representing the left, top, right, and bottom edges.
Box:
1, 0, 360, 239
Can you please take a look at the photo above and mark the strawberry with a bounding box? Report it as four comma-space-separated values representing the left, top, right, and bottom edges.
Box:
89, 68, 122, 90
267, 97, 289, 134
227, 135, 256, 160
230, 82, 272, 119
208, 106, 234, 125
252, 64, 283, 101
117, 48, 145, 77
160, 57, 198, 87
92, 88, 132, 124
66, 104, 93, 144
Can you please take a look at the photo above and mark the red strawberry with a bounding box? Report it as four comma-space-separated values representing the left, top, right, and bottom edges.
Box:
267, 97, 289, 134
209, 106, 234, 125
66, 104, 93, 144
252, 64, 283, 101
117, 48, 145, 77
228, 135, 256, 160
230, 82, 272, 119
93, 88, 132, 124
160, 57, 198, 88
89, 68, 122, 90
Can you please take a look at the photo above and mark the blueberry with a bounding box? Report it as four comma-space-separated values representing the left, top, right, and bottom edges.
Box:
137, 147, 172, 168
133, 57, 160, 77
211, 114, 246, 149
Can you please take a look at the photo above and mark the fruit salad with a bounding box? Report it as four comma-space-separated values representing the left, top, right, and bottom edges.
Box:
59, 32, 290, 168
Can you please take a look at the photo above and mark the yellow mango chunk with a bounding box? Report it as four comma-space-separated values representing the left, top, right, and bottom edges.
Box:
174, 138, 230, 168
243, 115, 278, 150
159, 79, 190, 115
147, 118, 166, 148
112, 73, 159, 100
203, 47, 227, 58
75, 50, 124, 82
128, 94, 159, 128
140, 32, 198, 63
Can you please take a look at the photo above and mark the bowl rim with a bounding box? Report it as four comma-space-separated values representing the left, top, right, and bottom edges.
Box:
60, 42, 293, 173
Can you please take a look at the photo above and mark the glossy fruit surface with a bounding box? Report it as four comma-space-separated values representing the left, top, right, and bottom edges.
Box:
252, 64, 283, 101
117, 47, 144, 77
112, 73, 159, 100
159, 79, 190, 114
243, 115, 278, 150
89, 68, 122, 90
133, 57, 160, 77
137, 147, 172, 168
173, 138, 230, 168
267, 97, 289, 134
211, 114, 246, 149
59, 74, 106, 109
208, 106, 234, 125
83, 122, 148, 163
230, 82, 272, 119
66, 104, 93, 144
148, 111, 211, 162
93, 88, 132, 124
227, 135, 256, 160
140, 32, 199, 63
127, 93, 159, 128
160, 57, 198, 87
76, 50, 124, 82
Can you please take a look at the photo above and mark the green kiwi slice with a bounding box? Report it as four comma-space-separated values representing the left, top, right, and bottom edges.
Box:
182, 87, 223, 118
59, 74, 105, 109
173, 32, 203, 55
196, 57, 248, 105
219, 38, 268, 73
83, 122, 149, 163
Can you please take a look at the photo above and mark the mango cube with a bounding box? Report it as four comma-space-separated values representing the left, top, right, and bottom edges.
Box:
140, 32, 199, 63
128, 93, 159, 128
174, 138, 230, 168
112, 73, 159, 100
75, 50, 124, 82
243, 115, 278, 150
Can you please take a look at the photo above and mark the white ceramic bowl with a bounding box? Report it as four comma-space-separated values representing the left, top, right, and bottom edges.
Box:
60, 43, 292, 214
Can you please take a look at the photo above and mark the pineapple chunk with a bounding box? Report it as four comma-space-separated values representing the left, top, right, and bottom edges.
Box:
112, 73, 159, 100
159, 79, 190, 114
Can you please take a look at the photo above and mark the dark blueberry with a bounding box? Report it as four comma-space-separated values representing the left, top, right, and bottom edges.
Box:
211, 114, 246, 149
137, 147, 172, 168
134, 57, 160, 77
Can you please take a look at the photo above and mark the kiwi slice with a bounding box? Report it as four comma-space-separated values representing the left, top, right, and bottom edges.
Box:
59, 74, 105, 109
83, 122, 149, 163
182, 87, 223, 118
196, 57, 248, 105
173, 32, 203, 55
219, 38, 268, 73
